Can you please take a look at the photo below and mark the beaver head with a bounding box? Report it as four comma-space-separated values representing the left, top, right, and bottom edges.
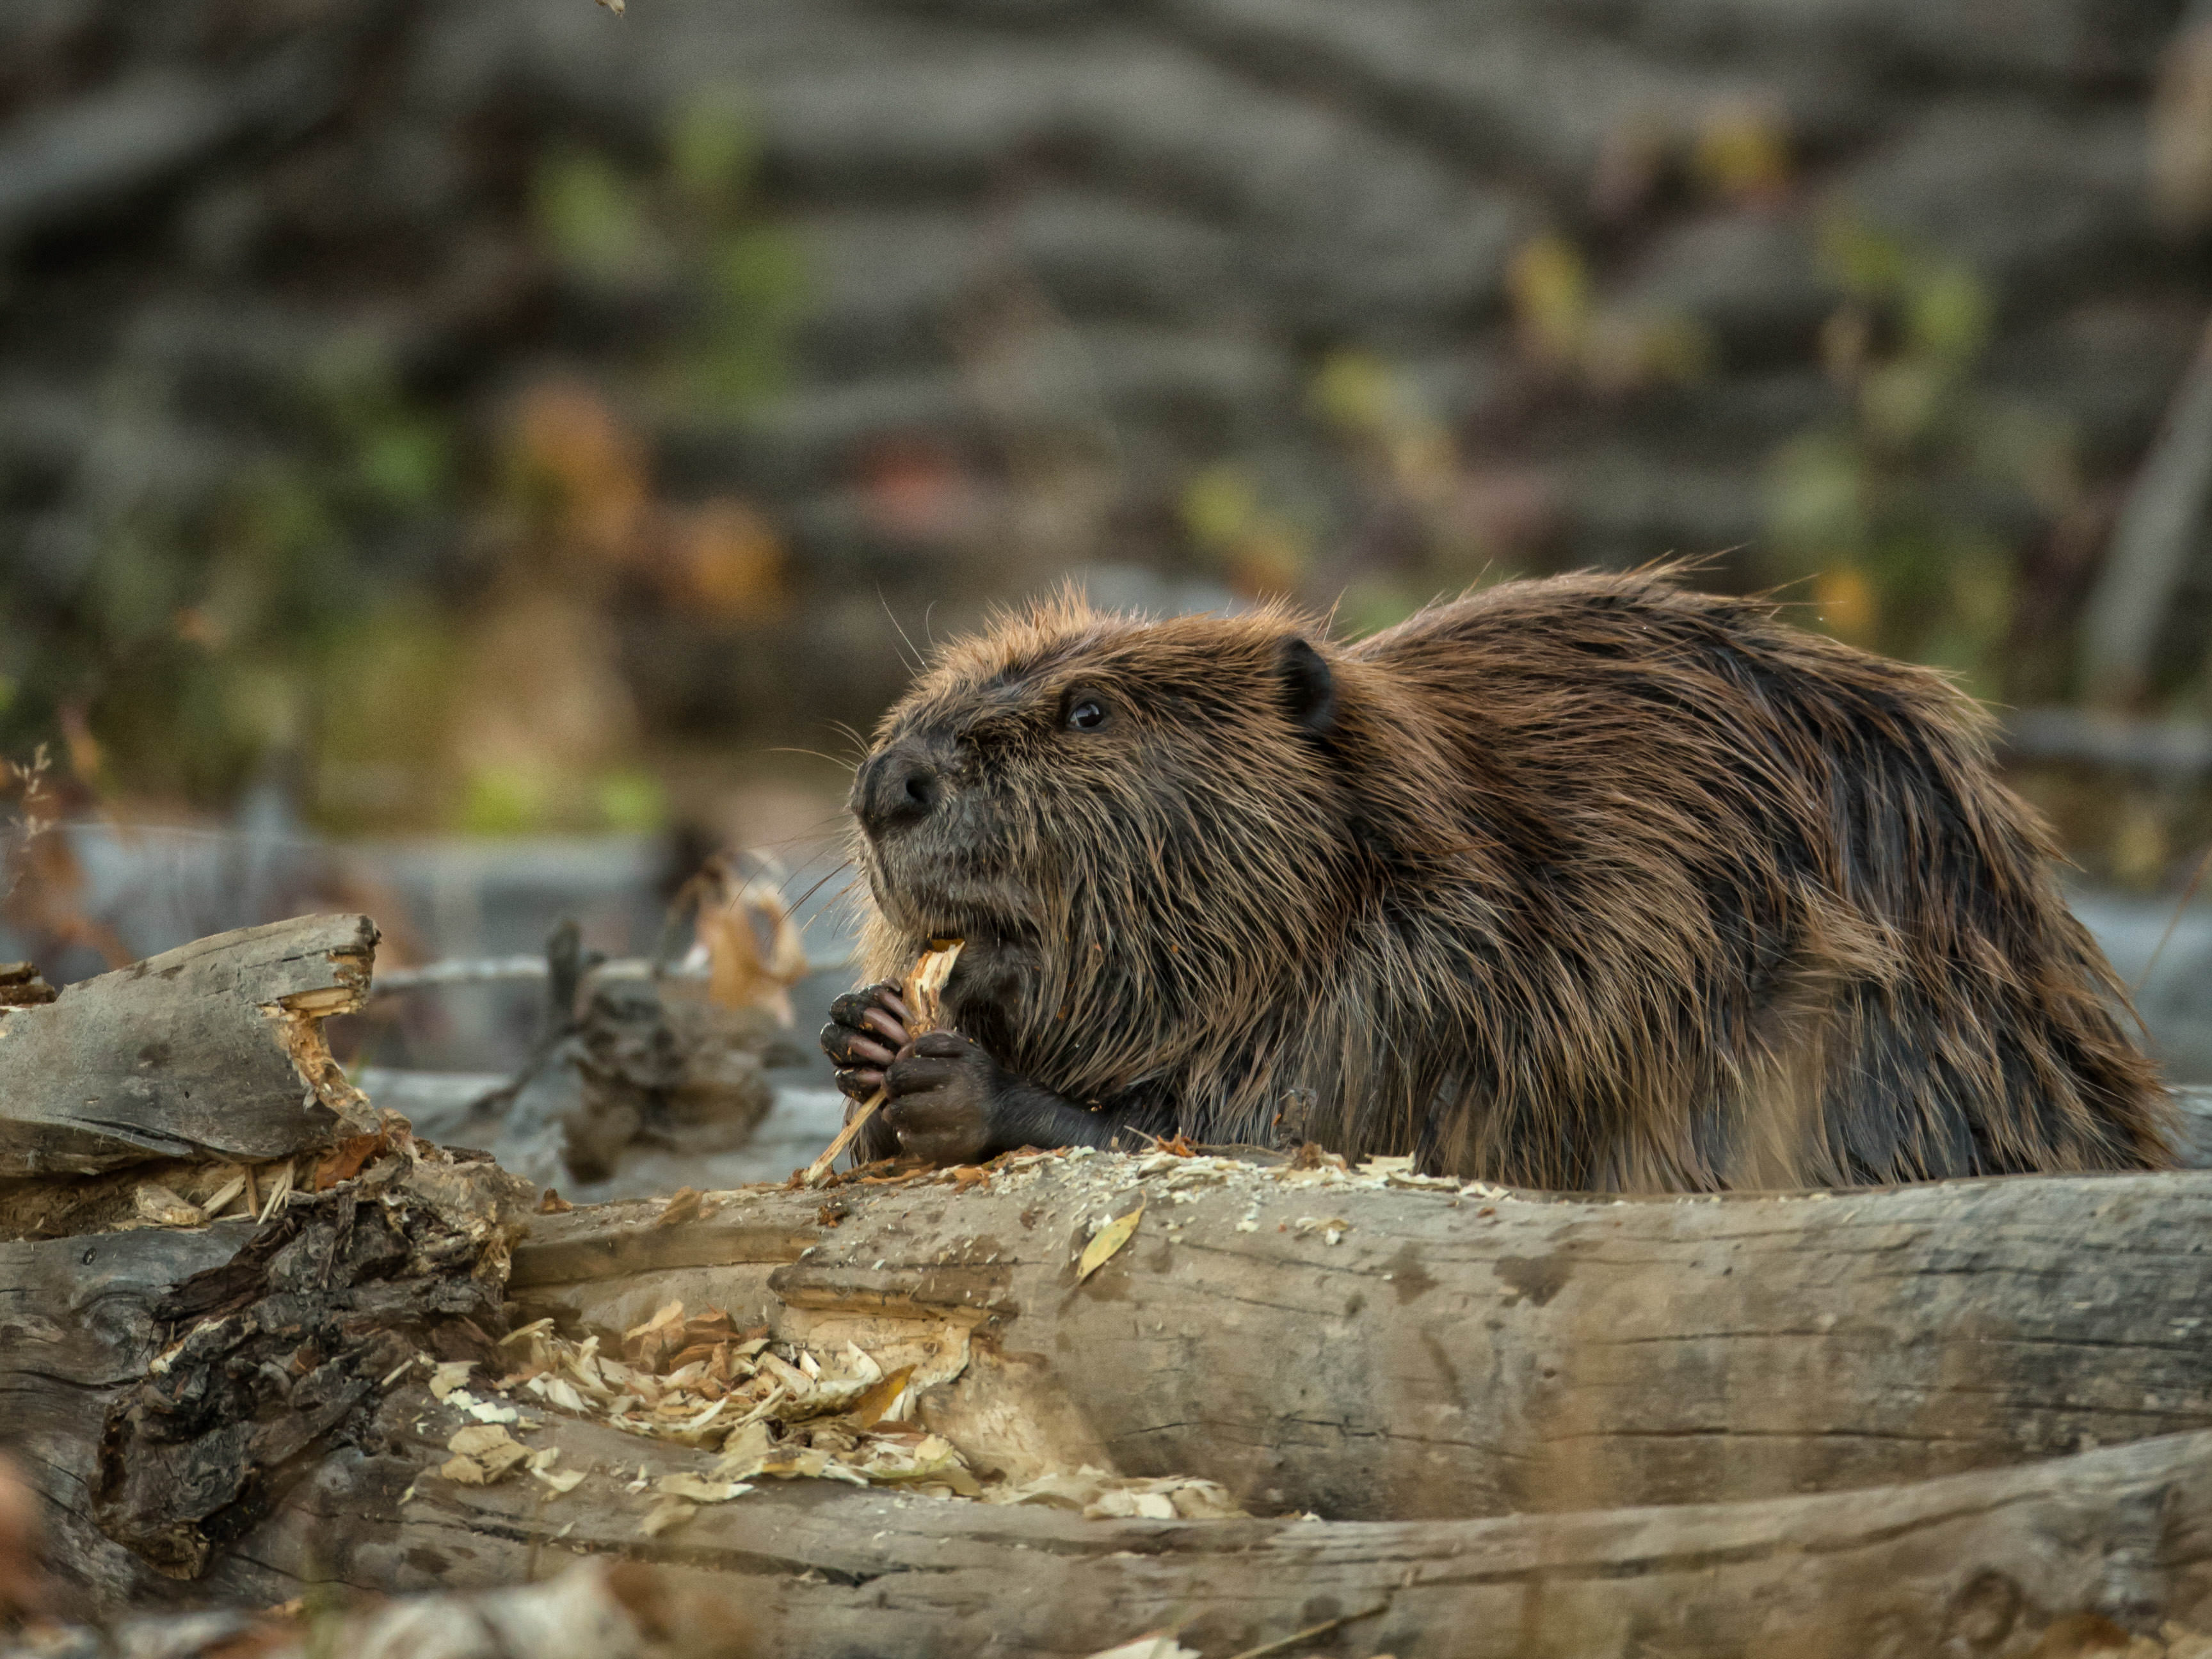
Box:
848, 593, 1382, 1112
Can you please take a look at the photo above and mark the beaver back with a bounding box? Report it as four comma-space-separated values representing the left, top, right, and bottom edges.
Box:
852, 570, 2172, 1190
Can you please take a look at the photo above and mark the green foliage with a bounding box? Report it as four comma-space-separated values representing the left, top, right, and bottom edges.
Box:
530, 93, 808, 412
1765, 216, 2076, 691
0, 337, 462, 817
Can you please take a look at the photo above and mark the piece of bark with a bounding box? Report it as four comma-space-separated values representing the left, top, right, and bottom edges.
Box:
511, 1158, 2212, 1521
170, 1396, 2212, 1658
0, 915, 380, 1180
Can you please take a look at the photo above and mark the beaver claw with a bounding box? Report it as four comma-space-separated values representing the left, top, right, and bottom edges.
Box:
821, 982, 913, 1101
880, 1030, 1002, 1165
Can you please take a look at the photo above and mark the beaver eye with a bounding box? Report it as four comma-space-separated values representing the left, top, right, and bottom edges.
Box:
1065, 698, 1108, 733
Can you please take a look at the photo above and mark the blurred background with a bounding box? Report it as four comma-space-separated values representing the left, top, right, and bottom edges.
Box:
9, 0, 2212, 1176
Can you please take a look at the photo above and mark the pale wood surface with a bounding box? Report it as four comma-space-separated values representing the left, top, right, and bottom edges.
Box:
0, 915, 378, 1178
512, 1158, 2212, 1520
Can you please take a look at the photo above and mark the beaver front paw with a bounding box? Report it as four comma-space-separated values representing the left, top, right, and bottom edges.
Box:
820, 981, 912, 1102
880, 1030, 1004, 1166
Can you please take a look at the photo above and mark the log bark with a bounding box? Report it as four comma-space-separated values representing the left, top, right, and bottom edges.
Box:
0, 914, 379, 1180
508, 1157, 2212, 1521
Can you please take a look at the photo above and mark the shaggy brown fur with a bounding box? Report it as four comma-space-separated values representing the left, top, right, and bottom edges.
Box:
828, 569, 2173, 1190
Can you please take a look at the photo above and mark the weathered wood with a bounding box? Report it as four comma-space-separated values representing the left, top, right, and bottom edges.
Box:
0, 914, 379, 1179
1, 1219, 247, 1613
510, 1158, 2212, 1521
1, 1148, 529, 1617
179, 1398, 2212, 1658
17, 1157, 2212, 1650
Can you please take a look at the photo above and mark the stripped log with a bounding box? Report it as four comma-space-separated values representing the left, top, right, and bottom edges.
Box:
0, 915, 379, 1180
510, 1157, 2212, 1521
21, 1151, 2212, 1647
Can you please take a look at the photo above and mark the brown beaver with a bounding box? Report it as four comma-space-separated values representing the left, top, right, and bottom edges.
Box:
821, 569, 2174, 1190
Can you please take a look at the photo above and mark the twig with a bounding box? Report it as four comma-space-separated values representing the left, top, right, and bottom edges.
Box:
803, 1085, 889, 1185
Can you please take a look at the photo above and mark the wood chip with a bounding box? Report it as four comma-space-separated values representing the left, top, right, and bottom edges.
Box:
637, 1498, 696, 1536
132, 1183, 204, 1227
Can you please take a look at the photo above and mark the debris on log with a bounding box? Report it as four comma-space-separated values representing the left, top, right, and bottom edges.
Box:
509, 1153, 2212, 1520
0, 915, 381, 1182
20, 913, 2212, 1653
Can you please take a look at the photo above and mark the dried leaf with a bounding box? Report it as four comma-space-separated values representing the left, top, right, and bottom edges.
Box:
313, 1133, 386, 1191
656, 1188, 707, 1227
1077, 1206, 1143, 1282
847, 1365, 914, 1430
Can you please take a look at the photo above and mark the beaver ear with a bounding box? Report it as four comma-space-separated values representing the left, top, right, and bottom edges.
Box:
1276, 636, 1337, 736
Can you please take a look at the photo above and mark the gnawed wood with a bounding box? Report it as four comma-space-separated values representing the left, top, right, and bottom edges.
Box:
0, 914, 380, 1181
512, 1155, 2212, 1521
24, 1146, 2212, 1647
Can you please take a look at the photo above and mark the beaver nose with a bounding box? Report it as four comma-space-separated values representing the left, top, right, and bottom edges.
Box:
857, 745, 942, 838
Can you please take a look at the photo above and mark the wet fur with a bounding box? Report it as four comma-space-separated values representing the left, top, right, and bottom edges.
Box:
851, 569, 2174, 1190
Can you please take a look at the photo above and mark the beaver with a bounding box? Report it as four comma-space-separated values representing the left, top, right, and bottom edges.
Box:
820, 568, 2174, 1190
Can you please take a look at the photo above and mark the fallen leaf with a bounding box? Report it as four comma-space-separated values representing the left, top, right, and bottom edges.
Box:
1077, 1206, 1144, 1282
656, 1188, 707, 1227
313, 1133, 385, 1191
848, 1366, 915, 1430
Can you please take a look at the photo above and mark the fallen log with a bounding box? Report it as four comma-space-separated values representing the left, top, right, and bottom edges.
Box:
2, 1148, 529, 1616
122, 1394, 2212, 1658
509, 1155, 2212, 1521
24, 1142, 2212, 1644
0, 915, 380, 1182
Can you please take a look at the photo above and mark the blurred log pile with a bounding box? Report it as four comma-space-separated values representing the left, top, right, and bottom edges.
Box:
2, 0, 2208, 823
